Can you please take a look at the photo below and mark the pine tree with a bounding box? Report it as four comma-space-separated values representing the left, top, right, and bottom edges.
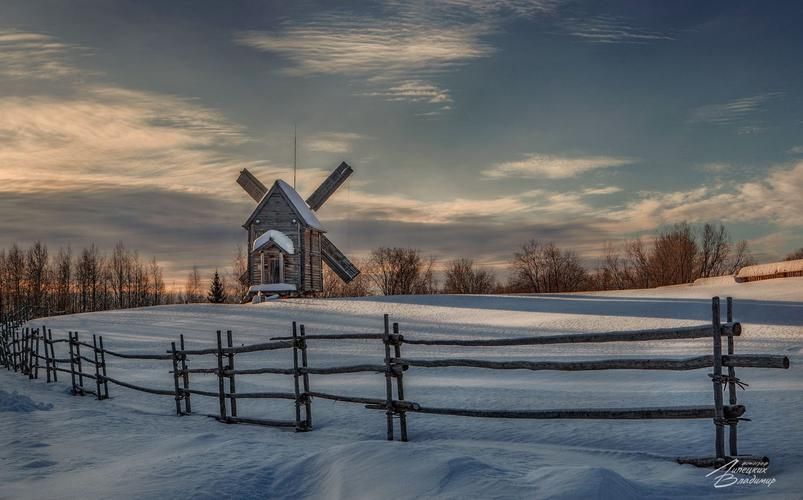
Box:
207, 270, 227, 304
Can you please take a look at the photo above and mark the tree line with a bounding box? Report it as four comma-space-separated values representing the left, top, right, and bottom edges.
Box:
324, 222, 773, 297
1, 222, 798, 311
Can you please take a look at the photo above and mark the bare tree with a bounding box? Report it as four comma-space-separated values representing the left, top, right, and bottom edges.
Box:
726, 240, 756, 274
228, 245, 249, 303
184, 266, 203, 303
321, 258, 374, 297
53, 247, 72, 313
444, 258, 495, 294
368, 247, 435, 295
785, 247, 803, 261
697, 223, 731, 278
26, 241, 49, 309
511, 240, 589, 293
149, 257, 165, 305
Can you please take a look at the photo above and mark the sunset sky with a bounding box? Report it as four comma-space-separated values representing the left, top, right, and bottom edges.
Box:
1, 0, 802, 284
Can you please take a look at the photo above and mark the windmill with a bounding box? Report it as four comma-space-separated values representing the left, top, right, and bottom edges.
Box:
236, 161, 360, 298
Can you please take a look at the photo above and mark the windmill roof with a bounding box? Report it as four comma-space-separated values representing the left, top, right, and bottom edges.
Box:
243, 179, 325, 231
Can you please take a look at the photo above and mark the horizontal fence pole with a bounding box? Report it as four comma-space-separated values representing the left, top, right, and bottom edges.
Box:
176, 340, 295, 356
221, 416, 298, 428
102, 376, 177, 396
183, 364, 389, 376
401, 323, 742, 347
185, 388, 220, 398
101, 349, 173, 360
270, 333, 389, 341
51, 366, 98, 380
406, 404, 746, 420
306, 391, 420, 411
226, 391, 297, 400
393, 354, 789, 372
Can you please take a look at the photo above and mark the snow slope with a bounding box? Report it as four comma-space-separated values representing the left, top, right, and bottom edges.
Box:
1, 278, 801, 499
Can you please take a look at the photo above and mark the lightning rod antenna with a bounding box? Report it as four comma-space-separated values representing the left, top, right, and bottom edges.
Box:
293, 124, 297, 189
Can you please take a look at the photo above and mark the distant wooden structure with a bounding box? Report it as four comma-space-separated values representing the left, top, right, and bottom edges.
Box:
236, 162, 360, 299
736, 259, 803, 282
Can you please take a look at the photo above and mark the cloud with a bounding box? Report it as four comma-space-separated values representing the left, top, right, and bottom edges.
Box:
0, 30, 83, 80
366, 80, 453, 104
787, 145, 803, 155
689, 93, 781, 126
0, 86, 276, 197
605, 161, 803, 232
234, 2, 560, 113
305, 132, 364, 154
483, 154, 634, 179
560, 15, 674, 44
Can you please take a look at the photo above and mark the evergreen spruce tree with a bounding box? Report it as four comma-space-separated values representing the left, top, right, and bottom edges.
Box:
207, 270, 227, 303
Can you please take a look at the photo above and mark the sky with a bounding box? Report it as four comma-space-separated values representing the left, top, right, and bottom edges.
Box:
1, 0, 802, 285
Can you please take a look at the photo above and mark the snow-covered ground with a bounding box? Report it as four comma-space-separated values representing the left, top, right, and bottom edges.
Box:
2, 278, 802, 499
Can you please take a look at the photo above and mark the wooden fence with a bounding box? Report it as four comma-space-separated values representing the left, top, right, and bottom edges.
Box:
0, 297, 791, 467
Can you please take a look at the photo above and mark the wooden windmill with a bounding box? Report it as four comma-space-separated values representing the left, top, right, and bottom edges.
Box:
237, 162, 360, 298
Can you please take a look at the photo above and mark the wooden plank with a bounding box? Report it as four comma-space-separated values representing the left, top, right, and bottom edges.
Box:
292, 322, 303, 431
394, 322, 408, 442
726, 297, 738, 456
305, 161, 353, 210
408, 405, 746, 420
171, 342, 183, 415
216, 331, 227, 420
393, 354, 789, 371
226, 331, 237, 418
237, 168, 268, 202
300, 324, 312, 429
180, 334, 190, 414
402, 323, 742, 347
712, 297, 726, 459
321, 235, 360, 283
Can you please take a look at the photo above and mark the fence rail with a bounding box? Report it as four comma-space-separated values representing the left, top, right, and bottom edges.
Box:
0, 297, 791, 467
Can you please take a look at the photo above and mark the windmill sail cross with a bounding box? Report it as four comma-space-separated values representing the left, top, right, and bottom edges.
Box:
237, 168, 268, 202
321, 235, 360, 282
306, 161, 353, 211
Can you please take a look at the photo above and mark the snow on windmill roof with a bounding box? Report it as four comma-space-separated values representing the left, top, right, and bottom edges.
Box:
276, 180, 325, 230
243, 179, 325, 231
253, 229, 295, 254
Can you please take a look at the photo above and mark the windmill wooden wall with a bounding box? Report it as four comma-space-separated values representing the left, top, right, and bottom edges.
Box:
245, 189, 323, 293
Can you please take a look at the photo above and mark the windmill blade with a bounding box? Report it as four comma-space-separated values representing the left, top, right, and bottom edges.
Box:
321, 235, 360, 283
237, 168, 268, 202
306, 161, 353, 211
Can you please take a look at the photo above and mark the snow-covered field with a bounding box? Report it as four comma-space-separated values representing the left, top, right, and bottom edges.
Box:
2, 278, 802, 499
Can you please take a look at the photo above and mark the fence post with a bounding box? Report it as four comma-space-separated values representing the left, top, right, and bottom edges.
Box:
23, 327, 30, 376
33, 328, 41, 379
291, 322, 303, 431
74, 332, 85, 393
171, 341, 183, 415
92, 335, 102, 400
180, 334, 191, 414
68, 331, 78, 394
226, 331, 238, 418
215, 330, 227, 422
43, 328, 51, 382
711, 297, 725, 460
299, 324, 312, 429
393, 322, 408, 442
383, 314, 394, 441
27, 328, 35, 379
726, 297, 739, 456
98, 335, 108, 398
48, 329, 58, 383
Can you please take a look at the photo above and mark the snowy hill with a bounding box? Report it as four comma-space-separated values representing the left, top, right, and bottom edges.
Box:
2, 278, 801, 499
